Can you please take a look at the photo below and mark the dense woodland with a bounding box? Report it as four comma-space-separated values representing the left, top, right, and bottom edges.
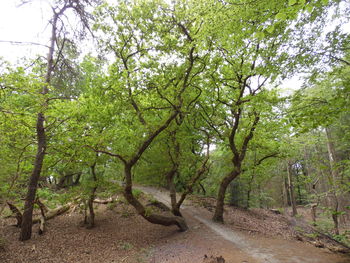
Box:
0, 0, 349, 249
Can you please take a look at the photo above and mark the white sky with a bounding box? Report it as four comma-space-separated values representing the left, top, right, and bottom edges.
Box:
0, 0, 51, 62
0, 0, 348, 94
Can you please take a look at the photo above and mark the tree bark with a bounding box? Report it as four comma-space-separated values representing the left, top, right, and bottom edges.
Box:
213, 109, 259, 223
213, 170, 240, 222
93, 198, 118, 204
326, 127, 341, 234
32, 203, 71, 224
199, 183, 206, 195
56, 172, 82, 189
20, 112, 47, 241
19, 0, 87, 241
311, 203, 317, 225
19, 5, 59, 241
86, 162, 97, 229
36, 199, 47, 235
166, 168, 180, 216
282, 174, 289, 207
123, 164, 188, 231
7, 202, 22, 227
158, 126, 211, 219
174, 157, 209, 215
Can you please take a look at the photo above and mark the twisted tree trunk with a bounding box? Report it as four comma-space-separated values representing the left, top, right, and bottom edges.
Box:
124, 164, 188, 231
213, 170, 240, 222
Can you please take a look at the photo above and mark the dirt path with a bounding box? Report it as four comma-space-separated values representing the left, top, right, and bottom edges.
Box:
136, 185, 350, 263
1, 186, 349, 263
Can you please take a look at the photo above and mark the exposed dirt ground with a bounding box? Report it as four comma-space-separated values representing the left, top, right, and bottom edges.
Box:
1, 188, 350, 263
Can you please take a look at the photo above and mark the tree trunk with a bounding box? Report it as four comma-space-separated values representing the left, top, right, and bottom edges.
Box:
167, 132, 210, 217
123, 164, 188, 231
56, 172, 81, 189
246, 188, 252, 209
166, 168, 181, 216
20, 113, 46, 241
18, 0, 86, 240
32, 203, 71, 224
282, 174, 289, 207
36, 199, 47, 235
173, 157, 209, 217
213, 170, 239, 222
325, 127, 341, 233
294, 166, 303, 204
287, 161, 298, 216
86, 163, 97, 229
19, 6, 60, 240
7, 202, 22, 227
73, 173, 81, 185
311, 204, 317, 225
199, 183, 206, 195
246, 173, 254, 209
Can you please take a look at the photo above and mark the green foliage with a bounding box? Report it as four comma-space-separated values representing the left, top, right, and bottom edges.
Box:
117, 241, 134, 251
333, 233, 350, 245
304, 232, 319, 239
0, 235, 6, 251
132, 189, 143, 199
0, 0, 349, 238
106, 201, 117, 211
315, 218, 335, 233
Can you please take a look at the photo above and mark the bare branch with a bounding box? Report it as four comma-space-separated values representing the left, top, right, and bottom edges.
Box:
0, 40, 50, 48
86, 146, 127, 164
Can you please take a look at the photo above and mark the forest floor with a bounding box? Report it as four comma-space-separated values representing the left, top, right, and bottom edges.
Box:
0, 186, 349, 263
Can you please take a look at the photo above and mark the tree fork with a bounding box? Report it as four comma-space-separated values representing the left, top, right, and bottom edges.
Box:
7, 202, 22, 227
123, 164, 188, 231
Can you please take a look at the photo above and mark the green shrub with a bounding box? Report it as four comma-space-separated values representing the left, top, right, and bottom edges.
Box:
0, 236, 6, 251
107, 201, 117, 210
132, 189, 143, 199
117, 241, 133, 250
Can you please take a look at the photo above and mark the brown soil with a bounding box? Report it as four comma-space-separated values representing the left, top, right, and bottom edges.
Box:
0, 196, 256, 263
148, 211, 257, 263
190, 195, 295, 240
0, 202, 177, 263
1, 189, 350, 263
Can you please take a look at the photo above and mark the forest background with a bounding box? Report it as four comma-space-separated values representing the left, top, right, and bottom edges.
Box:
0, 0, 349, 247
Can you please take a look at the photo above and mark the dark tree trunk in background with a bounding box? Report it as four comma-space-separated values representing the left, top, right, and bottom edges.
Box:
87, 162, 98, 229
199, 183, 206, 195
325, 127, 341, 234
282, 174, 290, 207
166, 129, 210, 217
166, 168, 180, 216
294, 165, 303, 204
172, 155, 210, 217
287, 161, 298, 216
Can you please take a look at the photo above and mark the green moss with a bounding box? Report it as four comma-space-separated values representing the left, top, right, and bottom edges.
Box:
117, 241, 133, 250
